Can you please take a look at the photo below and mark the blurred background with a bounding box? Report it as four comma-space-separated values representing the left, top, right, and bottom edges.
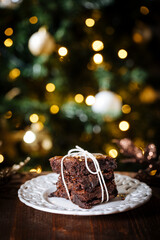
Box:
0, 0, 160, 173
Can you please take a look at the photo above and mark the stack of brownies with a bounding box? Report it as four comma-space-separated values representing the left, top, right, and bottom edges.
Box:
49, 154, 117, 209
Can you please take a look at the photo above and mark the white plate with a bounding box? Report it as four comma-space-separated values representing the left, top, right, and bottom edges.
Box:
18, 173, 152, 216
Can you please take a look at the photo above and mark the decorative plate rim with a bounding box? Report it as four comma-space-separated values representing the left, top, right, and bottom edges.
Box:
18, 173, 152, 216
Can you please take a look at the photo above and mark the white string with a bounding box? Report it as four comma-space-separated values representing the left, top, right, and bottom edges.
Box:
61, 145, 109, 203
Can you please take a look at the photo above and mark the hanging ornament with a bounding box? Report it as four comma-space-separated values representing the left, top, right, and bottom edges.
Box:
28, 27, 55, 56
0, 0, 22, 9
0, 157, 30, 184
91, 91, 122, 120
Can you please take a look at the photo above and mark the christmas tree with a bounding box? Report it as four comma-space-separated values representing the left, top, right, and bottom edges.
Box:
0, 0, 160, 172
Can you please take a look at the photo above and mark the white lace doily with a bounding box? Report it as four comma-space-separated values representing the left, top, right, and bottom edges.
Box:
18, 173, 152, 216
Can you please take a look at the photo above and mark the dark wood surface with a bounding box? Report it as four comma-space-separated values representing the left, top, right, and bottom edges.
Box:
0, 172, 160, 240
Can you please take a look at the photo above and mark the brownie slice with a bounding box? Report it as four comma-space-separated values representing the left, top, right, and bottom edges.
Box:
50, 180, 117, 209
49, 155, 117, 176
56, 171, 114, 192
71, 190, 117, 209
49, 153, 117, 209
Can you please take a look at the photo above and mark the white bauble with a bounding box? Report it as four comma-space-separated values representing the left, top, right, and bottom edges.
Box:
28, 27, 55, 56
91, 91, 122, 119
0, 0, 22, 9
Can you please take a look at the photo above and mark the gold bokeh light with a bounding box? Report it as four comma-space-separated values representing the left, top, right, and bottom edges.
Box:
5, 110, 12, 119
119, 121, 130, 131
30, 169, 37, 173
4, 28, 13, 36
29, 114, 39, 123
4, 38, 13, 47
36, 166, 42, 173
93, 53, 103, 64
46, 83, 55, 92
58, 47, 68, 56
75, 94, 84, 103
23, 131, 36, 144
30, 166, 42, 173
85, 95, 95, 106
140, 6, 149, 15
122, 104, 131, 114
0, 154, 4, 163
85, 18, 95, 27
118, 49, 128, 59
133, 33, 143, 43
109, 149, 118, 158
92, 40, 104, 51
29, 16, 38, 24
9, 68, 21, 80
50, 105, 59, 114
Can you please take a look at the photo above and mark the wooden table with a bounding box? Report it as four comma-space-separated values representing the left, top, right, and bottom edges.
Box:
0, 172, 160, 240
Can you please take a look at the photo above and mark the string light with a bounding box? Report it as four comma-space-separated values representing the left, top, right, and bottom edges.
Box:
122, 104, 131, 114
109, 149, 118, 158
85, 95, 96, 106
119, 121, 130, 131
58, 47, 68, 56
4, 38, 13, 47
50, 105, 59, 114
4, 28, 13, 36
92, 40, 104, 51
85, 18, 95, 27
4, 111, 12, 119
29, 114, 39, 123
29, 16, 38, 24
23, 131, 36, 143
140, 6, 149, 15
74, 94, 84, 103
93, 53, 103, 64
46, 83, 55, 92
0, 154, 4, 163
9, 68, 20, 80
118, 49, 128, 59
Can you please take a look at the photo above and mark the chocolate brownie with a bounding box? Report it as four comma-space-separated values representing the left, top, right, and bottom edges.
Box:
52, 180, 117, 201
56, 171, 114, 192
50, 181, 117, 209
49, 152, 117, 209
71, 191, 117, 209
49, 155, 117, 176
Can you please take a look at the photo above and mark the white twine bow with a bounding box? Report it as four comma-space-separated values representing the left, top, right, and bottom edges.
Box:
61, 145, 109, 203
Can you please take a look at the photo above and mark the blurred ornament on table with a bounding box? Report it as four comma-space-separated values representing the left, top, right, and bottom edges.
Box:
28, 27, 56, 56
91, 91, 122, 120
0, 156, 30, 184
114, 138, 160, 186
